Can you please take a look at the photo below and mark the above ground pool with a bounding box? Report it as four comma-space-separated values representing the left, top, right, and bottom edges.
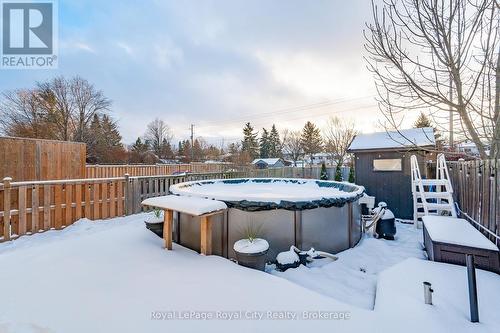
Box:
169, 178, 365, 259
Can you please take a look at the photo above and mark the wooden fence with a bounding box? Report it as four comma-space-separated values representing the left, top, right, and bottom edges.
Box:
85, 163, 231, 178
0, 137, 86, 181
446, 159, 499, 244
0, 166, 349, 242
2, 160, 497, 244
232, 165, 350, 180
0, 172, 243, 242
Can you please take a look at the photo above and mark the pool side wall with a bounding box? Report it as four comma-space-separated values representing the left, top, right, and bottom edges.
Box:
176, 199, 363, 260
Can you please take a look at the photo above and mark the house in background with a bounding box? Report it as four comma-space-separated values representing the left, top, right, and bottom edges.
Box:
252, 158, 285, 169
348, 127, 436, 219
455, 141, 480, 156
304, 153, 334, 165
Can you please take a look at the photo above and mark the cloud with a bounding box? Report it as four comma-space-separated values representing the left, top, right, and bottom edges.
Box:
254, 50, 374, 99
60, 40, 96, 54
116, 42, 134, 56
153, 41, 184, 70
0, 0, 382, 144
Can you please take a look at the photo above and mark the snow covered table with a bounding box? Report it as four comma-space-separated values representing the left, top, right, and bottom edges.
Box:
422, 216, 499, 273
141, 195, 227, 255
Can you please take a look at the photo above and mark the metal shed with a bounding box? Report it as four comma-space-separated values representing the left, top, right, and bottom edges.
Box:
347, 128, 436, 219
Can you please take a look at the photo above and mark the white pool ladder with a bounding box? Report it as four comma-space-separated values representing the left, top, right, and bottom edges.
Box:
411, 153, 456, 227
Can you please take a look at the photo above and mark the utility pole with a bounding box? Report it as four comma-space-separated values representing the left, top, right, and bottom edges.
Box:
190, 124, 194, 162
449, 75, 454, 150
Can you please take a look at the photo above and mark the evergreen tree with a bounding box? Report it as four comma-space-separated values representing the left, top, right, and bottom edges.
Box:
160, 138, 174, 159
320, 162, 328, 180
177, 141, 183, 157
205, 145, 221, 160
193, 139, 204, 161
268, 124, 282, 157
131, 137, 148, 153
259, 128, 270, 158
228, 142, 240, 156
86, 114, 125, 163
129, 137, 150, 163
181, 140, 192, 162
334, 164, 342, 181
414, 112, 433, 128
101, 115, 122, 147
241, 122, 259, 159
348, 164, 355, 183
300, 121, 323, 168
413, 112, 442, 144
85, 114, 101, 163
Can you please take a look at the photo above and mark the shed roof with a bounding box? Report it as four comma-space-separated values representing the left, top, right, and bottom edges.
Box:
348, 127, 435, 151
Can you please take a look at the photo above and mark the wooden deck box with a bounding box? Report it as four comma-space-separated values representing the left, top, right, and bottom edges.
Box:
422, 216, 499, 274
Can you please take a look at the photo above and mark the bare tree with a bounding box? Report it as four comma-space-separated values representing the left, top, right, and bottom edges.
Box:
1, 76, 113, 143
37, 76, 75, 141
282, 129, 303, 166
71, 76, 112, 142
365, 0, 500, 159
0, 89, 54, 138
145, 118, 173, 159
323, 116, 357, 167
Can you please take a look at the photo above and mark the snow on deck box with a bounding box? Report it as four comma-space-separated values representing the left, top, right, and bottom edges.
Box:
422, 216, 499, 274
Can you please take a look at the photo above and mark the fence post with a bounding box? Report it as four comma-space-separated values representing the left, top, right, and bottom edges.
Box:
2, 177, 12, 241
466, 254, 479, 323
133, 178, 141, 214
124, 173, 130, 216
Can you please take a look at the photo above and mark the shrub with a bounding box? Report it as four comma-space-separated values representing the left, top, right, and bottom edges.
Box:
348, 165, 355, 183
334, 165, 342, 181
320, 162, 328, 180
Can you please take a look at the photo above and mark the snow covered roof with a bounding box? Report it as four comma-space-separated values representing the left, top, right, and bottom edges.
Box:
348, 127, 435, 151
252, 158, 283, 165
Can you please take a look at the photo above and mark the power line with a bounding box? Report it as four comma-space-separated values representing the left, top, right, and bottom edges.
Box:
196, 95, 375, 128
196, 102, 376, 131
190, 124, 194, 161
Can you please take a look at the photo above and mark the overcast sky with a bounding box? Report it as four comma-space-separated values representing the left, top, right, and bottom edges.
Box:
0, 0, 391, 145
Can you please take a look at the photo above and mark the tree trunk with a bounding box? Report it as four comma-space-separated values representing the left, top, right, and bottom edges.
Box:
457, 104, 488, 159
491, 46, 500, 160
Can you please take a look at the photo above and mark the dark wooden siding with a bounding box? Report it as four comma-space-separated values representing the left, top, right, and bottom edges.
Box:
354, 150, 429, 220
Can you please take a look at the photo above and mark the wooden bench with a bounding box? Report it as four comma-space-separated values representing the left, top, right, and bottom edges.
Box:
142, 195, 227, 255
422, 216, 499, 273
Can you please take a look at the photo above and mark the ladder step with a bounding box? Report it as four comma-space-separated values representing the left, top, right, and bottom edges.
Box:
415, 192, 453, 199
420, 179, 450, 185
412, 154, 457, 221
416, 203, 454, 209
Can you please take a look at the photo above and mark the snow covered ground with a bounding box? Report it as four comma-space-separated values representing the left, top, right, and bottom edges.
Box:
376, 258, 500, 332
0, 215, 499, 333
269, 222, 426, 309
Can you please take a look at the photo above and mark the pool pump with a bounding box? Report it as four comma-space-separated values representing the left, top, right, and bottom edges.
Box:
373, 202, 397, 240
